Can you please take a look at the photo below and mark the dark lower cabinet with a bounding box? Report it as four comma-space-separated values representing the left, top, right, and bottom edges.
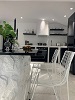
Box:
31, 47, 48, 62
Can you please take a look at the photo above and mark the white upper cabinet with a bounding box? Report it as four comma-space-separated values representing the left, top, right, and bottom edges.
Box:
36, 20, 49, 35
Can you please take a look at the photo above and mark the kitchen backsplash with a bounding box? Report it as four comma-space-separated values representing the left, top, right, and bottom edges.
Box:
23, 35, 67, 46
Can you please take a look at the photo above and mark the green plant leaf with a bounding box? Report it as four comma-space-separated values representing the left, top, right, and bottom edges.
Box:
0, 21, 19, 46
0, 25, 3, 28
5, 24, 13, 30
3, 21, 6, 24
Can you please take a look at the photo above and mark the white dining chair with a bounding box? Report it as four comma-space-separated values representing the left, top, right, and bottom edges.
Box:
31, 51, 75, 100
30, 48, 60, 99
31, 48, 60, 70
31, 48, 60, 79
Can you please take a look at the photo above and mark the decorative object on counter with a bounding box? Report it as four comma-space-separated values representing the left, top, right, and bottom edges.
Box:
32, 29, 34, 34
37, 43, 47, 46
56, 43, 60, 46
37, 43, 42, 46
4, 38, 11, 52
23, 46, 32, 53
0, 21, 19, 52
27, 29, 30, 33
25, 29, 27, 33
25, 40, 29, 45
42, 43, 47, 46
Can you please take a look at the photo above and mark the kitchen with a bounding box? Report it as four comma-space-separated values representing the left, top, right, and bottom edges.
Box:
21, 21, 67, 62
0, 1, 75, 100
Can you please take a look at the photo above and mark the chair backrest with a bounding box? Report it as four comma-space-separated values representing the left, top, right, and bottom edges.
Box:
61, 51, 75, 70
59, 51, 75, 85
51, 48, 60, 63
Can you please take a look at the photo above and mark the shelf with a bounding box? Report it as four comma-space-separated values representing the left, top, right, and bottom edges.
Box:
50, 29, 64, 31
49, 34, 67, 36
23, 33, 36, 35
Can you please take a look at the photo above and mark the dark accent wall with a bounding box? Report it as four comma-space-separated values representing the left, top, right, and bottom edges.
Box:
67, 12, 75, 75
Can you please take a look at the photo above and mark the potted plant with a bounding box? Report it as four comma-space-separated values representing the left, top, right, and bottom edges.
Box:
0, 21, 19, 52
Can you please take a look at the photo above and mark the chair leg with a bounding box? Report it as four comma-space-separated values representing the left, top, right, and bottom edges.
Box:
31, 84, 37, 100
53, 86, 59, 100
59, 85, 61, 100
67, 79, 69, 100
30, 66, 39, 100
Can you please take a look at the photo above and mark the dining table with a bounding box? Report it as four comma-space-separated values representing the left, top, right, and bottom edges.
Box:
0, 50, 32, 100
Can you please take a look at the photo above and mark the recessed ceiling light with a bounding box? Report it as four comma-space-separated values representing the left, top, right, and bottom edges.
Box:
70, 8, 73, 10
52, 19, 54, 21
42, 19, 45, 21
21, 17, 23, 19
64, 15, 66, 18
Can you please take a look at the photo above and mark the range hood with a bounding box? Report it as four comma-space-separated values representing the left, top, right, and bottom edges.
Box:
36, 20, 49, 36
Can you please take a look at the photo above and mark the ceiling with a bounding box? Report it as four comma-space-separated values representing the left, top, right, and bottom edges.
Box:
0, 0, 75, 1
0, 1, 75, 26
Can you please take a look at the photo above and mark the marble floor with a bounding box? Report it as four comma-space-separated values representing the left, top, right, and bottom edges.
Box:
32, 72, 75, 100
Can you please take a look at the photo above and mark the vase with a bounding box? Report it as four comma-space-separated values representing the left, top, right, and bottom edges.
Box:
2, 38, 12, 52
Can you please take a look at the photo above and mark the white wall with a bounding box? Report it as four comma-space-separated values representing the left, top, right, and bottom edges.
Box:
17, 22, 37, 47
49, 22, 67, 34
9, 21, 67, 47
9, 22, 37, 47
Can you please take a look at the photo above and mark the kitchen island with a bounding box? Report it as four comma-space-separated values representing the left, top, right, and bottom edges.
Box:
0, 52, 31, 100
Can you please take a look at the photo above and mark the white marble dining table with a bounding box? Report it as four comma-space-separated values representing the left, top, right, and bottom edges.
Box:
0, 54, 31, 100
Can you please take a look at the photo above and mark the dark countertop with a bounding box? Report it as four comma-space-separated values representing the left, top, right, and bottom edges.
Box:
0, 50, 36, 55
